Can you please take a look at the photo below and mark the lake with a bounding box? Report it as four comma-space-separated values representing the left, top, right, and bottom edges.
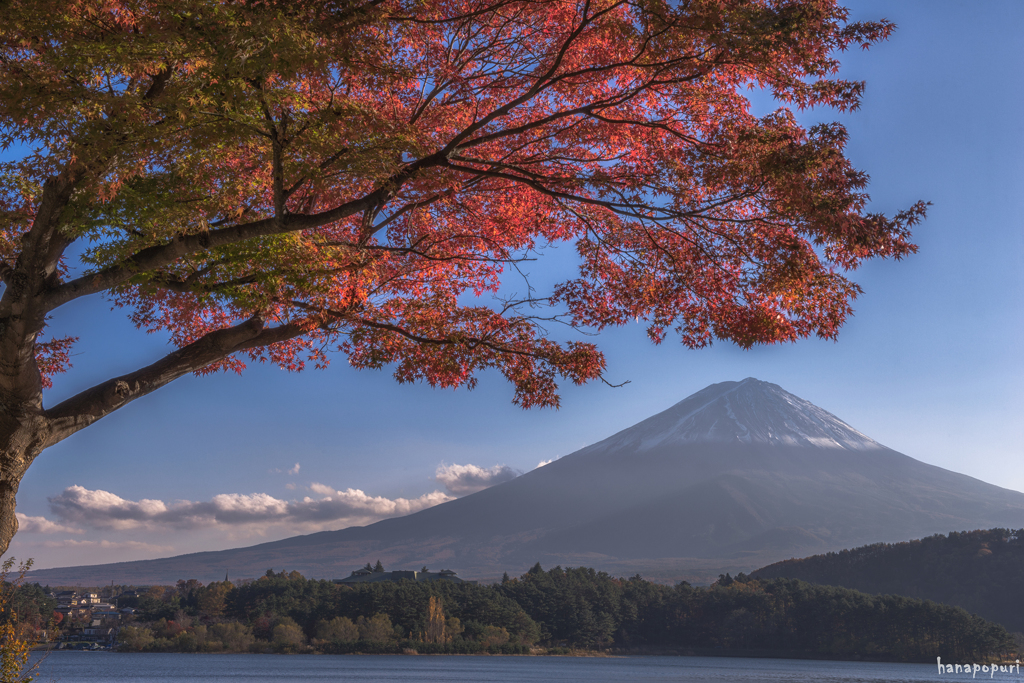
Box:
28, 652, 1002, 682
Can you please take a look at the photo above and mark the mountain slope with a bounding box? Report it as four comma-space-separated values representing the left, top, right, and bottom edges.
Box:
27, 379, 1024, 585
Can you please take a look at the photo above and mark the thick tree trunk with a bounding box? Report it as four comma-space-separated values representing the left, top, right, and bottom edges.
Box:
0, 414, 50, 557
0, 330, 50, 557
0, 173, 80, 557
0, 475, 21, 557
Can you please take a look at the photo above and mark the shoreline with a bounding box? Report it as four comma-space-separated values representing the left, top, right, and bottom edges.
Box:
38, 646, 950, 665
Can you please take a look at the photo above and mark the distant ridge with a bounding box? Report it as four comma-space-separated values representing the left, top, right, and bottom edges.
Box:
27, 379, 1024, 585
751, 528, 1024, 632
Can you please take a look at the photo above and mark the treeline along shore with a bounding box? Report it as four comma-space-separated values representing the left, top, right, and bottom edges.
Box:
6, 564, 1015, 662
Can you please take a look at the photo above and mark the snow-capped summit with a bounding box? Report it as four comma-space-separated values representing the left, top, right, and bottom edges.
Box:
599, 378, 881, 451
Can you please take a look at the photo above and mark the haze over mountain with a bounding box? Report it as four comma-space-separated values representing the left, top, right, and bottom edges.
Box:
27, 379, 1024, 585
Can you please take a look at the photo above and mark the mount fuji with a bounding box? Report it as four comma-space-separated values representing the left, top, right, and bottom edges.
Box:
27, 379, 1024, 584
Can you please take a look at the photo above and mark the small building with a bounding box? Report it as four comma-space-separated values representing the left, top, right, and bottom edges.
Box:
91, 607, 120, 624
336, 568, 476, 585
54, 590, 79, 607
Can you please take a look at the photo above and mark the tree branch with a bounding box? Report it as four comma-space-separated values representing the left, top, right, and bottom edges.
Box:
43, 150, 452, 312
148, 273, 261, 294
42, 316, 310, 447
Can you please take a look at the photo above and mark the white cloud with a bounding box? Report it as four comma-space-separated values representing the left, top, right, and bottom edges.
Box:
301, 486, 453, 519
270, 462, 301, 475
15, 513, 83, 535
289, 463, 300, 475
48, 484, 453, 532
536, 459, 554, 468
309, 482, 335, 496
206, 493, 289, 523
434, 463, 520, 496
48, 486, 169, 530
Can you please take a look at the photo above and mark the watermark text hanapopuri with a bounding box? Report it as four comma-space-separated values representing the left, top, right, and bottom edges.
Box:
938, 657, 1022, 678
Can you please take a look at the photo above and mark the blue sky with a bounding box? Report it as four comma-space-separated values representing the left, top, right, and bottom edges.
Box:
8, 0, 1023, 569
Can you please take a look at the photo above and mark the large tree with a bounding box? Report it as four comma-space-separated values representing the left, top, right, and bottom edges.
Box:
0, 0, 924, 554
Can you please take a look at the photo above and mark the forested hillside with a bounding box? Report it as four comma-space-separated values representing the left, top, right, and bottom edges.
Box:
16, 564, 1012, 662
499, 566, 1011, 660
751, 529, 1024, 632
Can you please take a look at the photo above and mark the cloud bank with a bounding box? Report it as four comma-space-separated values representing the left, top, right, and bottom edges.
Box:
435, 463, 520, 496
48, 484, 453, 532
15, 513, 82, 535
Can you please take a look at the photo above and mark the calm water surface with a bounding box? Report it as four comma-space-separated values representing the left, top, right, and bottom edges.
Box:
30, 652, 994, 682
